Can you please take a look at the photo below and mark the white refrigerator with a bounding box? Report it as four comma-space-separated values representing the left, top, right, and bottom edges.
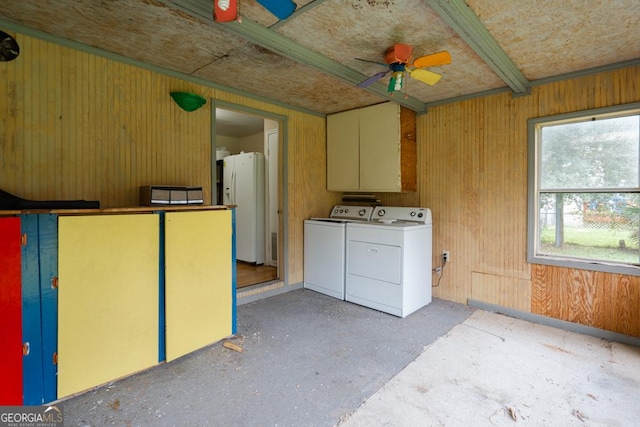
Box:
223, 152, 265, 264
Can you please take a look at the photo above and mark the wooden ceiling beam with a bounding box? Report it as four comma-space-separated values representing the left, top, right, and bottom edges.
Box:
425, 0, 530, 95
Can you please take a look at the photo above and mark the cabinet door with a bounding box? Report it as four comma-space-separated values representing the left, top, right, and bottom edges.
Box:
0, 217, 22, 405
58, 214, 159, 398
359, 102, 401, 192
327, 109, 359, 191
37, 214, 59, 404
165, 210, 232, 361
21, 214, 58, 405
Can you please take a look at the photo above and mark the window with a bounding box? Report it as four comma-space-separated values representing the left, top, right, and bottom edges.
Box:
528, 103, 640, 275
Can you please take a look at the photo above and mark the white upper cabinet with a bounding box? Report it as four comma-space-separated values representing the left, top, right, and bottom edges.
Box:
327, 102, 416, 193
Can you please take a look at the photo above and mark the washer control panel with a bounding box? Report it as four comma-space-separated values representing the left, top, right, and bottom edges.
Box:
329, 205, 374, 221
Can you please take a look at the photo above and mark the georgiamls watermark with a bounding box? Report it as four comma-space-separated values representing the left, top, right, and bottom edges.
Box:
0, 405, 63, 427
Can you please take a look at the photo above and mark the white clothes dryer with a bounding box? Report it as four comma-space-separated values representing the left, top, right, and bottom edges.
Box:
345, 206, 432, 317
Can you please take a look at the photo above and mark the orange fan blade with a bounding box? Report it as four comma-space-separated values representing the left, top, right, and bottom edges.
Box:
410, 68, 442, 86
411, 51, 451, 68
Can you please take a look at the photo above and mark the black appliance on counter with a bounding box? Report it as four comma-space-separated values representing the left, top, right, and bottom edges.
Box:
0, 189, 100, 210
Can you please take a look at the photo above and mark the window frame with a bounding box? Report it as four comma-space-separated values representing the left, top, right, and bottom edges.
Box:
527, 102, 640, 276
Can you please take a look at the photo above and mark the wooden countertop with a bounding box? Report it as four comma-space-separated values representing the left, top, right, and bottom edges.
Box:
0, 205, 233, 216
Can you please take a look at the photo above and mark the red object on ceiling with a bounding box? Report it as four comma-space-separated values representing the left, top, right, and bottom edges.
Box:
213, 0, 238, 23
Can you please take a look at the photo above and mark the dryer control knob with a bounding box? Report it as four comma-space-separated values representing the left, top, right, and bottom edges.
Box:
358, 209, 366, 216
377, 209, 386, 217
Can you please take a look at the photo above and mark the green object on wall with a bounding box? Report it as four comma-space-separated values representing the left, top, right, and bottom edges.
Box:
170, 92, 207, 112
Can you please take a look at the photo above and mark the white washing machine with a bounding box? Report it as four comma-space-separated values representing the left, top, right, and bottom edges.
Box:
303, 205, 374, 300
345, 206, 432, 317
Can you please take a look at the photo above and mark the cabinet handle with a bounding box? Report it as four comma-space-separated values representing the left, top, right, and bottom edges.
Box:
51, 276, 58, 289
22, 342, 30, 356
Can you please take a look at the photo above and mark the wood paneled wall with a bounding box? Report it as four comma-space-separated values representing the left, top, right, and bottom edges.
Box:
532, 265, 640, 337
1, 34, 210, 206
410, 65, 639, 337
3, 29, 639, 337
0, 31, 338, 286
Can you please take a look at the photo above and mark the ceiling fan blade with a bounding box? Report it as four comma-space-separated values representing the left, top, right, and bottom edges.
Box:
410, 68, 442, 86
354, 57, 388, 67
411, 51, 451, 68
357, 71, 390, 88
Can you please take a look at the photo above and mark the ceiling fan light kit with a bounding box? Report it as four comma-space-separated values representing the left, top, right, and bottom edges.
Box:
388, 63, 407, 93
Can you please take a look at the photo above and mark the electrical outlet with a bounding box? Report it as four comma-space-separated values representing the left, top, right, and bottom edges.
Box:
442, 251, 450, 263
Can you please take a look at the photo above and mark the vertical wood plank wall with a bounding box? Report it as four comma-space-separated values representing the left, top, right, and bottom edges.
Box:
0, 31, 338, 286
2, 29, 639, 337
413, 66, 639, 337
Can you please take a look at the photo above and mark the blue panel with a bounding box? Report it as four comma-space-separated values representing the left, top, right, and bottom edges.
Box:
231, 208, 237, 335
157, 211, 166, 362
256, 0, 296, 19
38, 214, 58, 403
21, 215, 44, 405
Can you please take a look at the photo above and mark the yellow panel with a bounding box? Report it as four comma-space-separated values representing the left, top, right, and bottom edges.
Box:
58, 214, 159, 398
165, 210, 232, 361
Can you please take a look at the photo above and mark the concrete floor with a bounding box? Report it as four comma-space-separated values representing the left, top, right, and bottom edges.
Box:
59, 289, 640, 426
60, 290, 474, 426
341, 310, 640, 426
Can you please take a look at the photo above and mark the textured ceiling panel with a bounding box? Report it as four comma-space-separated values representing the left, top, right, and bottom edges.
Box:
276, 0, 505, 102
0, 0, 637, 114
236, 0, 317, 27
467, 0, 640, 80
194, 42, 384, 114
0, 0, 246, 75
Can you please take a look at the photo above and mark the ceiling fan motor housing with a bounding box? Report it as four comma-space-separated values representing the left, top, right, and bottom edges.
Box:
384, 43, 413, 65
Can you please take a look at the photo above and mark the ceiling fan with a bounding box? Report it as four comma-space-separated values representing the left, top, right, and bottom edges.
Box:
356, 43, 451, 96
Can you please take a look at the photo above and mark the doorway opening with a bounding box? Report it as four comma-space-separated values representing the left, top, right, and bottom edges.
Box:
213, 106, 282, 289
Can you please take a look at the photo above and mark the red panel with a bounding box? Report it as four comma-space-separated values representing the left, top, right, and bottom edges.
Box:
0, 217, 23, 405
